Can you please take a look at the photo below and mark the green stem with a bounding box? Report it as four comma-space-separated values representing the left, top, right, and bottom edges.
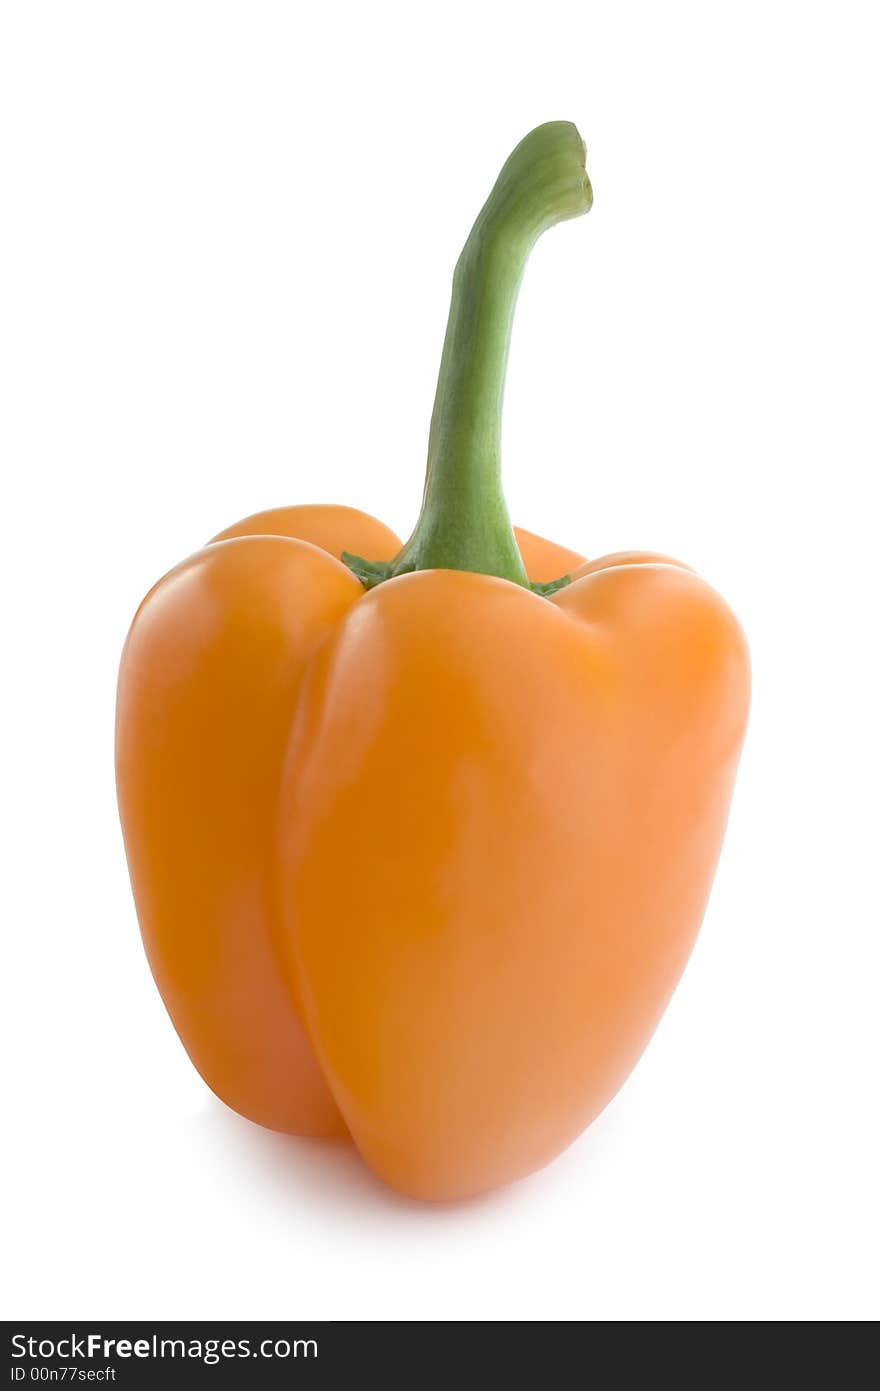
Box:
390, 121, 592, 586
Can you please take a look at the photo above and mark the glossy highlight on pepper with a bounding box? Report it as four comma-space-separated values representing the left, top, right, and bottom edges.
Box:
116, 122, 749, 1201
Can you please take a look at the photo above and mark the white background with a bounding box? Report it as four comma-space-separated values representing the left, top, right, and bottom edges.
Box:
2, 1, 878, 1322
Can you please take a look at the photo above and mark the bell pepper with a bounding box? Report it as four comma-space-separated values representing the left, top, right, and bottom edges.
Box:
116, 121, 749, 1201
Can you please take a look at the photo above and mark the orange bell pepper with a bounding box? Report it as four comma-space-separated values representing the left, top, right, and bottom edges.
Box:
116, 122, 749, 1201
